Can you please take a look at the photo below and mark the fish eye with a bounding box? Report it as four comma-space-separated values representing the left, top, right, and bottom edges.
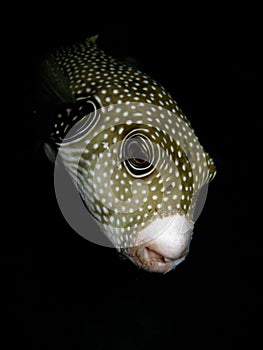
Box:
126, 137, 150, 166
121, 131, 158, 178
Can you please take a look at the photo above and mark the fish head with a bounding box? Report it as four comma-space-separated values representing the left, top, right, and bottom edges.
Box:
54, 100, 216, 273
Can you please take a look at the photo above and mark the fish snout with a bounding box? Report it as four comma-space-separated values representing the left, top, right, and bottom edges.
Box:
125, 214, 193, 273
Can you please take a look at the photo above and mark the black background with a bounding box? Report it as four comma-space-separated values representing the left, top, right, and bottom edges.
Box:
4, 4, 261, 349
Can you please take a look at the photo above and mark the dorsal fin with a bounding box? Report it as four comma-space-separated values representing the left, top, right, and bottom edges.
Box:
87, 34, 99, 44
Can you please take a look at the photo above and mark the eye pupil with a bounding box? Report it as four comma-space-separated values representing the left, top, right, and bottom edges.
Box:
121, 131, 158, 178
128, 141, 149, 166
133, 157, 147, 165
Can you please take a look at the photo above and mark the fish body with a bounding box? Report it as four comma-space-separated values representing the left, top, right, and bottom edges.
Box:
41, 36, 216, 273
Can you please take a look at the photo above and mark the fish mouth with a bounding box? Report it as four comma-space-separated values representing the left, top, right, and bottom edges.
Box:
126, 245, 189, 273
123, 213, 193, 273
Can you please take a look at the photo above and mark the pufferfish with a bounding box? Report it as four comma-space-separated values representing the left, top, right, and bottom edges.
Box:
40, 35, 216, 273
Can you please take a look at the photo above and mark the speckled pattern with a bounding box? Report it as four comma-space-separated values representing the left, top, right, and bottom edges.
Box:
44, 36, 216, 267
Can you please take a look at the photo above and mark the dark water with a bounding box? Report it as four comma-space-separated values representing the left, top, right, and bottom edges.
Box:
5, 7, 261, 349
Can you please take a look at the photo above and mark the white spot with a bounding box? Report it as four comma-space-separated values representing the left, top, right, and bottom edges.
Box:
102, 142, 109, 150
102, 207, 109, 214
118, 126, 124, 134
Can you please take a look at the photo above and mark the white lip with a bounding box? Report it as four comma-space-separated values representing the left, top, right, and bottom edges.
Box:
135, 214, 193, 259
125, 214, 194, 273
